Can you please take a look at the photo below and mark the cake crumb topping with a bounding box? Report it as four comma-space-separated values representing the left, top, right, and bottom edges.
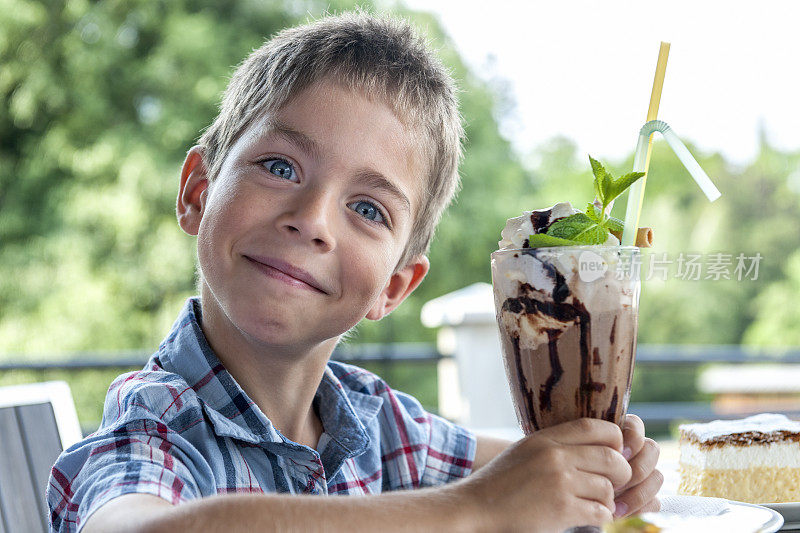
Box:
680, 413, 800, 447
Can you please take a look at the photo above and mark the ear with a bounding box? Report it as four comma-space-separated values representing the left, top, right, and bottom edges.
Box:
365, 255, 430, 321
177, 146, 210, 236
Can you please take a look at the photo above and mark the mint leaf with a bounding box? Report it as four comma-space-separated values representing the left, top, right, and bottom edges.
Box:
589, 155, 608, 206
586, 203, 623, 234
585, 202, 602, 223
605, 171, 645, 204
527, 234, 580, 247
605, 215, 624, 234
588, 156, 645, 211
546, 213, 593, 238
546, 213, 608, 245
572, 223, 608, 244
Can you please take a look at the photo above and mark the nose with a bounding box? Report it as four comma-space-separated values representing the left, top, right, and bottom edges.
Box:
276, 185, 336, 252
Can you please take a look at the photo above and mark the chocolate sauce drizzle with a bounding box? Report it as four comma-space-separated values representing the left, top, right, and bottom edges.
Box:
529, 210, 552, 234
609, 316, 617, 344
521, 248, 570, 303
511, 334, 539, 432
501, 258, 621, 429
576, 300, 607, 417
602, 387, 619, 422
540, 329, 564, 412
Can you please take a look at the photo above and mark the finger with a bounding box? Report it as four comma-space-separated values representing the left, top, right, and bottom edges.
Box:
613, 469, 664, 517
572, 471, 615, 512
617, 438, 660, 493
538, 418, 623, 451
570, 497, 614, 529
622, 414, 646, 459
572, 445, 632, 489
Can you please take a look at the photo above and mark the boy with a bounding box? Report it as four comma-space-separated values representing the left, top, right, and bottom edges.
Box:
47, 12, 661, 533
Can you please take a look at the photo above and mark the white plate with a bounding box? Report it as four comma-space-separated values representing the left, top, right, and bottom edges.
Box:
728, 501, 785, 533
641, 500, 783, 532
762, 501, 800, 523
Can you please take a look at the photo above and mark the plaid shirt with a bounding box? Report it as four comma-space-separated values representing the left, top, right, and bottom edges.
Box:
47, 298, 476, 532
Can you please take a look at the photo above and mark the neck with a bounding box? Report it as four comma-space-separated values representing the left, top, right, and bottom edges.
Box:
198, 291, 334, 449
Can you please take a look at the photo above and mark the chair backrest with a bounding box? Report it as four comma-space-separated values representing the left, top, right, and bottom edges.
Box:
0, 381, 82, 533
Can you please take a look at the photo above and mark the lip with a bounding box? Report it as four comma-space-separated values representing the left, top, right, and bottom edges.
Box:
244, 255, 328, 294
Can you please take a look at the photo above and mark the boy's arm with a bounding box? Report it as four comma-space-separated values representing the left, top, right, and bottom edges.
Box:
83, 485, 475, 533
83, 418, 634, 533
472, 435, 513, 471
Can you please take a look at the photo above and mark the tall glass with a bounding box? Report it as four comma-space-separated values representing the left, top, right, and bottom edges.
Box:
491, 246, 640, 434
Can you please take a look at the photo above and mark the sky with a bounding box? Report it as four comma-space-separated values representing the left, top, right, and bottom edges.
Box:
398, 0, 800, 166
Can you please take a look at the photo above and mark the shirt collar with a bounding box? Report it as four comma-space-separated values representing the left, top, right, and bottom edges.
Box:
154, 298, 383, 458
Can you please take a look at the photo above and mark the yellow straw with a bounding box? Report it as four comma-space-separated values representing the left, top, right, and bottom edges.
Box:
630, 42, 670, 232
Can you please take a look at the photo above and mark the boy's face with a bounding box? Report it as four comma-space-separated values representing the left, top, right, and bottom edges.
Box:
177, 80, 429, 350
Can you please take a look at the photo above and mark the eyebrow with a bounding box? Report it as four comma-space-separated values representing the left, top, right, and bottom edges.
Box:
261, 118, 412, 214
262, 119, 322, 161
355, 170, 412, 214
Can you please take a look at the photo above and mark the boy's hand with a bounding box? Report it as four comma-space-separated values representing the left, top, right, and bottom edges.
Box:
613, 414, 663, 517
456, 418, 632, 533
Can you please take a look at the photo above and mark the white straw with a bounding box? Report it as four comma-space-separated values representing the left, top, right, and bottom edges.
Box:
621, 120, 721, 246
661, 127, 722, 202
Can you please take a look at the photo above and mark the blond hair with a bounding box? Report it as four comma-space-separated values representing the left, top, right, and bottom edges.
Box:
198, 11, 463, 270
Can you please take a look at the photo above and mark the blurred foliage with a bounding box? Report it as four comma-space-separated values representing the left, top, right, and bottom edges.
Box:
2, 0, 800, 423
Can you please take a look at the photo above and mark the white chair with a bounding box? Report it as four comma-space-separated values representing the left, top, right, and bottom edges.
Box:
0, 381, 82, 532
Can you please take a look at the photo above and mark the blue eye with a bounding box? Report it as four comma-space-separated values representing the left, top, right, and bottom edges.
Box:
350, 200, 386, 224
264, 159, 297, 181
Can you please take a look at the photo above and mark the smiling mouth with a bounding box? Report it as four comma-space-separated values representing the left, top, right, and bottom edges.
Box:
244, 255, 327, 294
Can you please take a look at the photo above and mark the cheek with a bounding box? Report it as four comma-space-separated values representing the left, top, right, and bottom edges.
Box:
196, 186, 247, 268
347, 243, 395, 294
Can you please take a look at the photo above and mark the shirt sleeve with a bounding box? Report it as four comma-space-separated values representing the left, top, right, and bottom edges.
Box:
386, 388, 477, 488
47, 417, 208, 533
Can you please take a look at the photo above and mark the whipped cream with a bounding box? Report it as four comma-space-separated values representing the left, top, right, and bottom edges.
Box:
498, 202, 578, 249
497, 202, 619, 250
680, 413, 800, 443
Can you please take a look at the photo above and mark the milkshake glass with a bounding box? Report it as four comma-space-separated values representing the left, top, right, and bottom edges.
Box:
491, 245, 640, 434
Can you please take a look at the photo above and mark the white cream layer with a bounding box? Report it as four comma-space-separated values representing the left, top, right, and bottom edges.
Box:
680, 440, 800, 469
492, 245, 637, 323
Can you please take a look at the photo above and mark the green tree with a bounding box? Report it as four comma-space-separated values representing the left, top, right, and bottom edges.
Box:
745, 250, 800, 346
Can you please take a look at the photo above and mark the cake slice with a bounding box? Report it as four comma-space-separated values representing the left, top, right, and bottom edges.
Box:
678, 413, 800, 503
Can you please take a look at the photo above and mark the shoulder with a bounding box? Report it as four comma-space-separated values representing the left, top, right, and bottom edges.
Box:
326, 360, 416, 412
326, 360, 431, 420
327, 360, 389, 395
102, 363, 200, 427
